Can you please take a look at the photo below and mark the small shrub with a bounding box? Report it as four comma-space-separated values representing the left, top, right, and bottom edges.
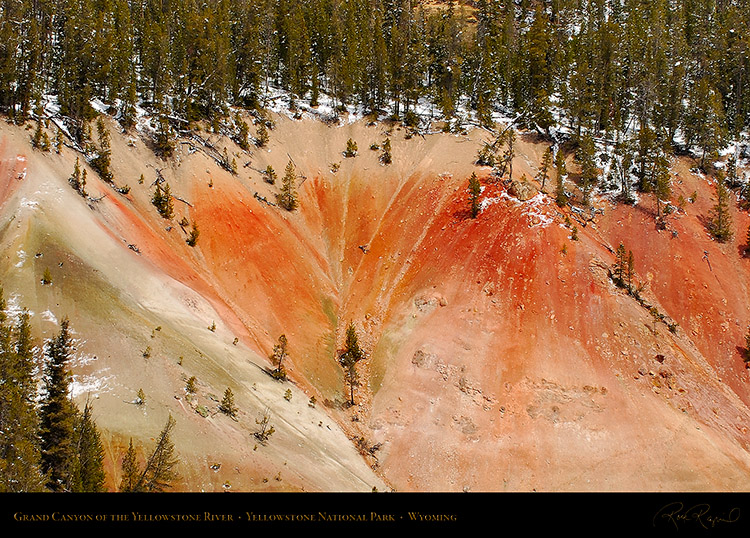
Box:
284, 388, 292, 401
41, 267, 52, 285
185, 376, 197, 394
343, 138, 358, 157
186, 222, 199, 247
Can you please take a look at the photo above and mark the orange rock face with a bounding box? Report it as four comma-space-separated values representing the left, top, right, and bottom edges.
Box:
2, 116, 750, 491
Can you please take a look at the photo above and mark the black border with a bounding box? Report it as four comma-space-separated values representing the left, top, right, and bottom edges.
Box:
3, 492, 750, 532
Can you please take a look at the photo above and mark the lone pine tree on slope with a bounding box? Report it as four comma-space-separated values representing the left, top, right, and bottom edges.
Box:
277, 160, 298, 211
339, 322, 364, 406
468, 172, 481, 218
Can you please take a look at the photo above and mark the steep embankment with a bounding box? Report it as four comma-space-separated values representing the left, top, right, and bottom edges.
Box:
1, 114, 749, 492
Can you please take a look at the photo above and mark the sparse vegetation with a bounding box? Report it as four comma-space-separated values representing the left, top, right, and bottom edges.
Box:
186, 222, 200, 247
254, 408, 275, 444
91, 116, 113, 182
256, 121, 269, 148
708, 176, 733, 243
339, 322, 364, 406
468, 172, 481, 219
270, 334, 289, 380
41, 268, 52, 286
277, 160, 299, 211
119, 415, 179, 492
69, 157, 87, 197
185, 376, 197, 394
152, 182, 174, 219
264, 165, 277, 184
380, 138, 392, 165
344, 138, 358, 157
219, 388, 237, 418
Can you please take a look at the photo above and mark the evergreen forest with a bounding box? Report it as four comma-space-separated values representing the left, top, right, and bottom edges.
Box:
0, 0, 748, 158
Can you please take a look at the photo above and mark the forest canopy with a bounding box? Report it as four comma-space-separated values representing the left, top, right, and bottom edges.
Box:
0, 0, 748, 154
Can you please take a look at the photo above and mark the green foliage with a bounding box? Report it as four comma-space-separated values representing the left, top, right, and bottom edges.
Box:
256, 122, 269, 148
185, 376, 197, 394
536, 147, 553, 192
555, 149, 567, 207
71, 401, 106, 492
186, 222, 200, 247
344, 138, 358, 157
468, 172, 481, 219
219, 388, 237, 418
284, 388, 292, 401
254, 408, 275, 444
277, 160, 298, 211
264, 165, 277, 185
41, 267, 52, 286
69, 157, 87, 197
234, 112, 250, 150
708, 176, 733, 243
151, 182, 174, 219
133, 415, 179, 492
339, 322, 364, 406
476, 143, 496, 167
90, 117, 113, 182
39, 319, 78, 491
119, 439, 140, 492
380, 138, 392, 165
270, 334, 289, 380
0, 300, 46, 492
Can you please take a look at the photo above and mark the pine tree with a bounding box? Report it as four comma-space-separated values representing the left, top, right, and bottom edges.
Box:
234, 112, 250, 150
152, 182, 174, 219
613, 242, 627, 286
0, 298, 45, 492
69, 157, 87, 197
536, 147, 553, 192
71, 401, 106, 492
277, 160, 298, 211
256, 122, 269, 148
186, 222, 199, 247
119, 439, 140, 492
708, 174, 733, 242
339, 322, 364, 406
39, 319, 78, 491
501, 128, 516, 180
380, 138, 392, 164
138, 415, 179, 492
576, 133, 598, 207
468, 172, 481, 218
344, 138, 358, 157
264, 165, 277, 185
219, 388, 237, 418
270, 334, 288, 380
653, 152, 671, 223
91, 116, 113, 182
555, 148, 567, 207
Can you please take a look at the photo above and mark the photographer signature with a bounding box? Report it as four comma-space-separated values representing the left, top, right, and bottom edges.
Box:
653, 502, 740, 530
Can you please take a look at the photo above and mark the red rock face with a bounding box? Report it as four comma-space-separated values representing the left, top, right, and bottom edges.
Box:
2, 117, 749, 492
187, 151, 750, 491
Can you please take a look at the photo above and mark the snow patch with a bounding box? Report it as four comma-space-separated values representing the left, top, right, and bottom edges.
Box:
69, 370, 114, 398
40, 310, 58, 324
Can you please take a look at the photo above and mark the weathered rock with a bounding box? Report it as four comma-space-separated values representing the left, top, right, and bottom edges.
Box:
509, 179, 538, 201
